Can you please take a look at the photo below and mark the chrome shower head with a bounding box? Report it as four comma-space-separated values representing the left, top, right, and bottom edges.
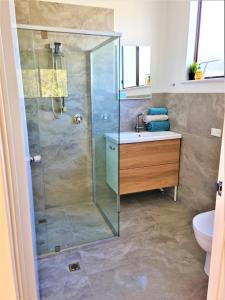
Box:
50, 42, 63, 55
54, 42, 61, 54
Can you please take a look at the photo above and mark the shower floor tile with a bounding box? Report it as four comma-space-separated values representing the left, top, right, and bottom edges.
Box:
38, 191, 208, 300
36, 201, 113, 255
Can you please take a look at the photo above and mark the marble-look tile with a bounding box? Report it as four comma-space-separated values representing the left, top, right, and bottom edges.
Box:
28, 1, 114, 31
31, 165, 45, 211
88, 195, 207, 300
163, 94, 190, 133
164, 93, 224, 211
17, 0, 116, 217
187, 94, 224, 138
120, 93, 166, 131
39, 251, 94, 300
165, 93, 225, 138
15, 0, 30, 24
39, 193, 208, 300
19, 13, 119, 256
89, 251, 207, 300
120, 93, 223, 211
35, 203, 113, 255
91, 42, 120, 232
177, 133, 221, 211
22, 43, 93, 209
79, 238, 136, 276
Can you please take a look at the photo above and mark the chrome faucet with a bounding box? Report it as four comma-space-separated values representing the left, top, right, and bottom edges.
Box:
135, 113, 145, 132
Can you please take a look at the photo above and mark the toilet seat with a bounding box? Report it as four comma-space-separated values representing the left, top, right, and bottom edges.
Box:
193, 210, 214, 240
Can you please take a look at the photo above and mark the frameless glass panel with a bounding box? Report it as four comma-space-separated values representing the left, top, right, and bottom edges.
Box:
198, 0, 224, 77
17, 29, 49, 254
91, 38, 120, 235
18, 28, 120, 255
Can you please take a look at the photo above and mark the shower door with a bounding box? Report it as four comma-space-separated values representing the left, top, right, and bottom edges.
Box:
17, 27, 120, 255
91, 39, 120, 235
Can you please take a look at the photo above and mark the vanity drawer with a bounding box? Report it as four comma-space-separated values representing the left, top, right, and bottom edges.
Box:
120, 163, 179, 195
120, 139, 180, 170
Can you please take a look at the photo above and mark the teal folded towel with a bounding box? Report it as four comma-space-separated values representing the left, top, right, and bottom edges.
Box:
146, 120, 170, 132
148, 107, 168, 115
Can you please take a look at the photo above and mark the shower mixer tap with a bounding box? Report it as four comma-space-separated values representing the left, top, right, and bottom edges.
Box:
72, 114, 83, 125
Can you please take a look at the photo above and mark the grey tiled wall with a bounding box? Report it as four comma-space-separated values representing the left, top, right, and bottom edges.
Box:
15, 0, 114, 31
164, 93, 224, 211
120, 94, 166, 131
16, 1, 114, 211
16, 1, 224, 213
121, 93, 224, 211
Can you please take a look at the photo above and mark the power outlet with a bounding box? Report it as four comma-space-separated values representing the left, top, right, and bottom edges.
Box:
211, 128, 222, 138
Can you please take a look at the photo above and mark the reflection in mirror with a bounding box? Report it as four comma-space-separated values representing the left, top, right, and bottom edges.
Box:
121, 46, 152, 100
139, 47, 151, 86
122, 46, 137, 88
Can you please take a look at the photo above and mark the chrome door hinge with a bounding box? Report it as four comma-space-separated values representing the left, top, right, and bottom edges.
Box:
30, 155, 42, 164
216, 181, 223, 196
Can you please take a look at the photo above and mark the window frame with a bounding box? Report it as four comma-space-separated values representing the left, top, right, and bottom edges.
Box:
194, 0, 224, 79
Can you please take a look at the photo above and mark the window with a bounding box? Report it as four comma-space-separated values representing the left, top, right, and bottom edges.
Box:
193, 0, 224, 78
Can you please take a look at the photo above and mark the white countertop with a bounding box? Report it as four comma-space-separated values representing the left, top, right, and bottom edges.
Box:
105, 131, 182, 144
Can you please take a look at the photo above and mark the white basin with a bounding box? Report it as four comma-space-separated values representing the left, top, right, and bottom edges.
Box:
105, 131, 182, 144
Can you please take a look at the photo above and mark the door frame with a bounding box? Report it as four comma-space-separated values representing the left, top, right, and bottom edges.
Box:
0, 1, 39, 299
0, 85, 19, 300
207, 118, 225, 299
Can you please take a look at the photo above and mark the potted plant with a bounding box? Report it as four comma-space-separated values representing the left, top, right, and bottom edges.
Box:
188, 61, 198, 80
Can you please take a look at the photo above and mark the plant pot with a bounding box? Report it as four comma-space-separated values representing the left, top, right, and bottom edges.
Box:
189, 73, 195, 80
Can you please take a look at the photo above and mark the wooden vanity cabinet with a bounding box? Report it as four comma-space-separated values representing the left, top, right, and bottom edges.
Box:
119, 139, 181, 195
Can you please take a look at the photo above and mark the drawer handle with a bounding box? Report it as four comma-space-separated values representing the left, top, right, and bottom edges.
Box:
109, 146, 116, 150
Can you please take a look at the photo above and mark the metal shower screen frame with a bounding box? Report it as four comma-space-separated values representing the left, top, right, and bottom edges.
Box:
17, 23, 121, 236
17, 24, 121, 38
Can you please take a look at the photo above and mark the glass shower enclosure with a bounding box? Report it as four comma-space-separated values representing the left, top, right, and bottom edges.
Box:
17, 25, 120, 256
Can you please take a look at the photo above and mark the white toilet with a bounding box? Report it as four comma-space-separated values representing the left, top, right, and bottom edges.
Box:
192, 210, 215, 276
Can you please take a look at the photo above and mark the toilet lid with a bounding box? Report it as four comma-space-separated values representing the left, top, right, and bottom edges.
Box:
193, 210, 215, 239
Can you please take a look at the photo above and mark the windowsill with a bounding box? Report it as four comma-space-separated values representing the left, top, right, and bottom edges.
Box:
122, 86, 150, 90
182, 78, 224, 84
120, 96, 152, 101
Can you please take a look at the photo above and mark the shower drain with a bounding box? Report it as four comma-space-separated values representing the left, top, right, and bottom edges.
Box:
69, 262, 80, 272
55, 245, 61, 252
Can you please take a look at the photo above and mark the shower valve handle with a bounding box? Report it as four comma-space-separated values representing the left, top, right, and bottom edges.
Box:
72, 114, 83, 125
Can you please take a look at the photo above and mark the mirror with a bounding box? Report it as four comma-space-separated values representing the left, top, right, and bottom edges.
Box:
120, 46, 152, 100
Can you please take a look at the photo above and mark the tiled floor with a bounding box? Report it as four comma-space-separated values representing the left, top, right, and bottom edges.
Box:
36, 201, 113, 255
38, 191, 208, 300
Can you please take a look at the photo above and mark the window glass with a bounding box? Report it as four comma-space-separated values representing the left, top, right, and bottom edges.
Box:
139, 47, 151, 86
198, 1, 224, 77
123, 46, 136, 88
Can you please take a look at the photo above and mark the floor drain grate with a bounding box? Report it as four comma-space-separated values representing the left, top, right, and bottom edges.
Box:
69, 263, 80, 272
55, 245, 61, 252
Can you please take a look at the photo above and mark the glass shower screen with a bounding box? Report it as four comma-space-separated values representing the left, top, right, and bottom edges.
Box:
17, 27, 120, 255
91, 39, 120, 235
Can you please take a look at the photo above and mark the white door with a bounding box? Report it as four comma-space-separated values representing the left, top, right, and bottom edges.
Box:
207, 119, 225, 300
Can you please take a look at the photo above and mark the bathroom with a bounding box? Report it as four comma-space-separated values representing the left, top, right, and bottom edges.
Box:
0, 0, 224, 300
